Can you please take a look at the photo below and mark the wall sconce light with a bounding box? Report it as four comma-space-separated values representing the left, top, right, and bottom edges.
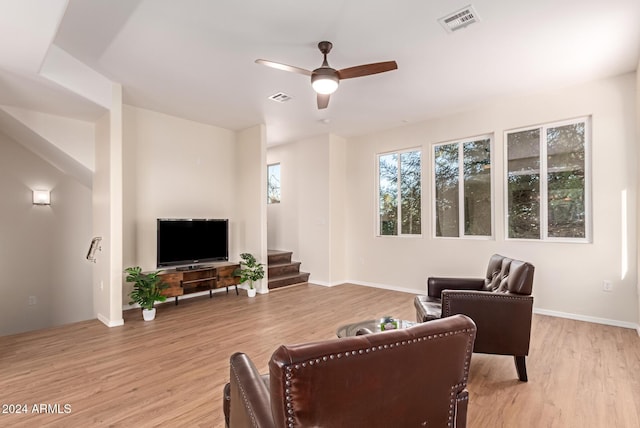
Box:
33, 190, 51, 205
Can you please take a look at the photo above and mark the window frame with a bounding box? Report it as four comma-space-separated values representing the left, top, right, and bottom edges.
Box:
375, 147, 423, 238
431, 134, 494, 240
267, 162, 281, 204
503, 116, 592, 243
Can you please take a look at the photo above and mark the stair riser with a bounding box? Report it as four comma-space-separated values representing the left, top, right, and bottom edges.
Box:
268, 263, 301, 277
268, 273, 310, 290
267, 252, 292, 265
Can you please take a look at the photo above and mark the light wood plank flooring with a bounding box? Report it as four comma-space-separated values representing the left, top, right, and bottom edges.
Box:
1, 284, 639, 427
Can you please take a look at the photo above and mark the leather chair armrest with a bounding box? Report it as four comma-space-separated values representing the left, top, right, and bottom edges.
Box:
229, 352, 274, 427
414, 295, 443, 322
456, 390, 469, 428
428, 277, 485, 297
442, 290, 533, 356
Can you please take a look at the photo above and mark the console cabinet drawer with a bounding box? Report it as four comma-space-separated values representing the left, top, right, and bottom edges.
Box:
157, 263, 240, 302
216, 265, 240, 288
159, 273, 183, 297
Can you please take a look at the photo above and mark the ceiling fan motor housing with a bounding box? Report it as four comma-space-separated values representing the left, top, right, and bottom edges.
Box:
318, 41, 333, 54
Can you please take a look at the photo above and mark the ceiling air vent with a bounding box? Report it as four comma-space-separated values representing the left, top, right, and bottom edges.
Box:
268, 92, 293, 103
439, 5, 479, 33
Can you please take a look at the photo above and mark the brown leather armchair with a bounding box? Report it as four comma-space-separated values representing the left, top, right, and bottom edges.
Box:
224, 315, 476, 427
414, 254, 535, 382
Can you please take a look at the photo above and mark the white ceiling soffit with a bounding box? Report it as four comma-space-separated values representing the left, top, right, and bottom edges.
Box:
0, 107, 93, 188
0, 0, 68, 73
40, 45, 114, 109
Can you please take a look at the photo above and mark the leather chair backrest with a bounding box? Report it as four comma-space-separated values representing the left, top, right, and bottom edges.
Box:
268, 315, 476, 428
483, 254, 534, 296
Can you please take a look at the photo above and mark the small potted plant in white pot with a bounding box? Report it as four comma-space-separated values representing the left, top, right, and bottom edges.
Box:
125, 266, 168, 321
234, 253, 265, 297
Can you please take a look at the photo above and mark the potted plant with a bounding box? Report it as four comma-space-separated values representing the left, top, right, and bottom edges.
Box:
125, 266, 168, 321
234, 253, 265, 297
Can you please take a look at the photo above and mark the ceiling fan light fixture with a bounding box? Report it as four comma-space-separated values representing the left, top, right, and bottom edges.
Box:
256, 40, 397, 109
311, 71, 339, 94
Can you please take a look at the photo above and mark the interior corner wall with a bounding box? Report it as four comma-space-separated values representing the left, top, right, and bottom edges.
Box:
93, 83, 124, 327
329, 134, 347, 284
267, 135, 331, 284
346, 72, 638, 326
108, 84, 123, 323
636, 63, 640, 331
235, 124, 267, 291
0, 132, 93, 336
94, 112, 111, 322
121, 105, 238, 302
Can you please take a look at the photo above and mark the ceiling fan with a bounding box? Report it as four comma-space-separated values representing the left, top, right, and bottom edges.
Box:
256, 41, 398, 109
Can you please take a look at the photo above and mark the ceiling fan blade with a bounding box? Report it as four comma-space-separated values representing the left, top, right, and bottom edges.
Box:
337, 61, 398, 80
317, 93, 330, 109
255, 59, 312, 76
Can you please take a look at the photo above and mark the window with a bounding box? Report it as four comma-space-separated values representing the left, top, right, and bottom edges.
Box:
506, 117, 590, 241
377, 149, 421, 236
433, 136, 492, 238
267, 163, 280, 204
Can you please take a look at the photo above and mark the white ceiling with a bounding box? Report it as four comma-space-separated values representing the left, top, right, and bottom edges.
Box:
2, 0, 640, 144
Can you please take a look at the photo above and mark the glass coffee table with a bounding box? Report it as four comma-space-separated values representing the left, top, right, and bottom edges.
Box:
336, 317, 417, 338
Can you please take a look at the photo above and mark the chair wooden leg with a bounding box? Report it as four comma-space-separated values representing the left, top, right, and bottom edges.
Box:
514, 355, 528, 382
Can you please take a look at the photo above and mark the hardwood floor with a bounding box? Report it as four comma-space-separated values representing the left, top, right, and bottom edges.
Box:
1, 283, 639, 427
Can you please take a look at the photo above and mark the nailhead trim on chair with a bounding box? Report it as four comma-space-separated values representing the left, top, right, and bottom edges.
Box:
280, 327, 476, 428
229, 359, 259, 428
443, 292, 532, 317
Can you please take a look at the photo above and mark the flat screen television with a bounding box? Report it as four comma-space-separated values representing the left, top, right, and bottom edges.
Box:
157, 218, 228, 268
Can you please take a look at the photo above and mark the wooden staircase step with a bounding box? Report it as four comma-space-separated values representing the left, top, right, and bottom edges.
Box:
268, 272, 310, 290
267, 249, 309, 290
267, 249, 292, 265
268, 261, 302, 277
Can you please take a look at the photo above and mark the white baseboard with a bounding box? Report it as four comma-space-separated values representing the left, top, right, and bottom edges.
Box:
533, 308, 640, 331
97, 313, 124, 328
347, 280, 423, 295
309, 280, 340, 287
346, 281, 640, 332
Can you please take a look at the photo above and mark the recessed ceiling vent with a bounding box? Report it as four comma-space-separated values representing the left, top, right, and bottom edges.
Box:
268, 92, 293, 103
439, 5, 479, 33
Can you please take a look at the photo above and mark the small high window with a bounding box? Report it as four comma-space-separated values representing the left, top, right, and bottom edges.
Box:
267, 163, 281, 204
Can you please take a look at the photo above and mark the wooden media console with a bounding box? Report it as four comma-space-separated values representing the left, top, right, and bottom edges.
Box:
158, 262, 240, 305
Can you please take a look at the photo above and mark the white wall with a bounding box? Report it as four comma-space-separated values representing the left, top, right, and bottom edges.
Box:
346, 73, 638, 326
122, 105, 238, 301
49, 175, 94, 326
637, 60, 640, 332
267, 135, 332, 284
93, 112, 111, 321
235, 125, 268, 292
329, 134, 347, 284
93, 83, 124, 327
0, 131, 93, 336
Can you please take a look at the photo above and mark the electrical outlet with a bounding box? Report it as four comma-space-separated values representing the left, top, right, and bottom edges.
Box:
603, 280, 613, 292
28, 296, 37, 305
100, 280, 104, 291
